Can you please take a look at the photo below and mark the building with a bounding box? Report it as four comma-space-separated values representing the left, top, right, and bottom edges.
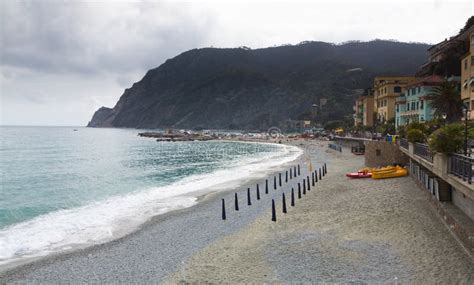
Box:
285, 119, 312, 132
373, 76, 415, 123
353, 89, 374, 127
395, 75, 444, 128
460, 26, 474, 119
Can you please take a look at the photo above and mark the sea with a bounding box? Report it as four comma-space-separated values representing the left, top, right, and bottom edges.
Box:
0, 126, 301, 266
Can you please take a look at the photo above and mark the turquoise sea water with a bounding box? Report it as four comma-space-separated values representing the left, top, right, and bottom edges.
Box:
0, 126, 301, 264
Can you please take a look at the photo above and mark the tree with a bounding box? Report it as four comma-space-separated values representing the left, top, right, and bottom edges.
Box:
408, 129, 426, 143
428, 124, 465, 153
377, 118, 396, 136
428, 81, 463, 123
459, 16, 474, 33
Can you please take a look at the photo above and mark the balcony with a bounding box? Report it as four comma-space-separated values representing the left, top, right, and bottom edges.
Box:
400, 110, 420, 117
396, 96, 406, 103
414, 143, 433, 163
448, 153, 473, 184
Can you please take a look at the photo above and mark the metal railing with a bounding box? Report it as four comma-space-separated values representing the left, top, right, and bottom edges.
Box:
448, 153, 473, 184
414, 143, 433, 163
399, 138, 409, 150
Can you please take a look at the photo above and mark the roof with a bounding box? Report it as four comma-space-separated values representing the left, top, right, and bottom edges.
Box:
405, 75, 444, 88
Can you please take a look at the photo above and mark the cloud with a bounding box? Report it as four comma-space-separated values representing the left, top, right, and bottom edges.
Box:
1, 1, 215, 75
0, 0, 472, 125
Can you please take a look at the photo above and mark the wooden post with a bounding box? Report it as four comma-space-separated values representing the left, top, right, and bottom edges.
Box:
307, 176, 310, 191
274, 176, 277, 190
279, 173, 282, 187
256, 184, 260, 200
298, 183, 301, 198
319, 168, 322, 180
247, 188, 252, 205
271, 199, 276, 222
303, 179, 306, 195
297, 164, 300, 176
235, 193, 239, 211
291, 188, 295, 206
282, 193, 287, 213
222, 199, 226, 220
285, 171, 288, 183
265, 179, 269, 194
290, 168, 293, 179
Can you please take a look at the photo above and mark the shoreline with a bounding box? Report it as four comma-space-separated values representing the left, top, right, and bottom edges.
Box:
0, 139, 308, 281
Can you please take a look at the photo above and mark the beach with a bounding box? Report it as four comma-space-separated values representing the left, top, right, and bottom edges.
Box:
1, 139, 473, 283
166, 140, 474, 284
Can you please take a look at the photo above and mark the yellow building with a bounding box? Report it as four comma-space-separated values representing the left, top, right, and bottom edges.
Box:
353, 90, 374, 127
460, 26, 474, 119
373, 76, 415, 123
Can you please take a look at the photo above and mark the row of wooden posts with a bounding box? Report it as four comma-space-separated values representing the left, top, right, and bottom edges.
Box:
221, 163, 327, 221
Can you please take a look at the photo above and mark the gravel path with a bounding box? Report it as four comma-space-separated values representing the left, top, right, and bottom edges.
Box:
166, 141, 474, 284
0, 141, 314, 284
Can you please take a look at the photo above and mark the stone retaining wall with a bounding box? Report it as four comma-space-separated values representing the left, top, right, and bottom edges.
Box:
364, 141, 408, 167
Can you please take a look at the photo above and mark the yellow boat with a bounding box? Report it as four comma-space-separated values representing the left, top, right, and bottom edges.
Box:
371, 167, 408, 179
359, 166, 397, 173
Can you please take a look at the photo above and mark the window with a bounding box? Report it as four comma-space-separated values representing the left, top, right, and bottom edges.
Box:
412, 102, 416, 110
384, 87, 387, 94
416, 102, 419, 110
420, 116, 424, 122
471, 56, 474, 66
465, 59, 468, 70
420, 100, 424, 109
471, 100, 474, 110
394, 86, 401, 93
407, 103, 410, 111
376, 149, 381, 156
418, 87, 421, 93
471, 35, 474, 44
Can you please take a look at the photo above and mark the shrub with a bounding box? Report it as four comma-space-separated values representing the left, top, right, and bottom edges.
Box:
407, 122, 428, 134
397, 125, 406, 138
428, 123, 464, 153
407, 128, 425, 143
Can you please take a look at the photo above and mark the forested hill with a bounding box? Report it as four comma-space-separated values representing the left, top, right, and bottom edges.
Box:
88, 40, 430, 130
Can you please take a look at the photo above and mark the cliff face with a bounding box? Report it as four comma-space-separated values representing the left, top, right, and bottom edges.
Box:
87, 107, 113, 127
88, 40, 430, 130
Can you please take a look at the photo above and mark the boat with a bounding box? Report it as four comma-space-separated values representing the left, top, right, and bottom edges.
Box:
371, 167, 408, 179
359, 166, 397, 173
346, 171, 372, 178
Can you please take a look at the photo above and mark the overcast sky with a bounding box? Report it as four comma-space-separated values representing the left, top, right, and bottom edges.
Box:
1, 0, 472, 126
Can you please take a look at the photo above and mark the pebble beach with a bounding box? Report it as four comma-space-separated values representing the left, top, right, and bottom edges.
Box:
1, 139, 473, 283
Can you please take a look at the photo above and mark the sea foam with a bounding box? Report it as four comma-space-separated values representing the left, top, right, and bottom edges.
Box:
0, 142, 302, 266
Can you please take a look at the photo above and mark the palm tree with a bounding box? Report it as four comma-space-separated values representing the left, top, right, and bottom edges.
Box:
428, 81, 463, 123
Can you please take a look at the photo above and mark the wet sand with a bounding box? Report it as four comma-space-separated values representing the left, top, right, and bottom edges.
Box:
167, 140, 474, 284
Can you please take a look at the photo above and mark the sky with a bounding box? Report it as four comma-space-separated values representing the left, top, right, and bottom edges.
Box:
1, 0, 473, 126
